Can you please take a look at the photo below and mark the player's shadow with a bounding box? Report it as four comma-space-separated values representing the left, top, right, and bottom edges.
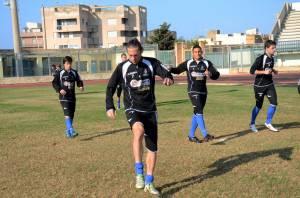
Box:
217, 89, 239, 93
77, 90, 105, 95
274, 121, 300, 130
212, 121, 300, 146
80, 120, 179, 141
157, 99, 189, 107
159, 147, 293, 197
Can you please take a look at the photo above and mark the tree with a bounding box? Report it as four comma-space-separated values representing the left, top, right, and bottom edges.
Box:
147, 22, 176, 50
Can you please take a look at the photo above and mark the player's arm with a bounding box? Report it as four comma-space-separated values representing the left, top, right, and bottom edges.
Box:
116, 84, 122, 98
250, 57, 271, 75
75, 71, 84, 91
207, 60, 220, 80
106, 65, 122, 119
153, 59, 174, 86
272, 68, 278, 75
52, 71, 61, 93
170, 61, 187, 75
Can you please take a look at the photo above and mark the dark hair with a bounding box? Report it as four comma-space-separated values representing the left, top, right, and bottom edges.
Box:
264, 40, 276, 49
126, 38, 144, 52
63, 56, 72, 64
192, 44, 202, 51
121, 53, 127, 57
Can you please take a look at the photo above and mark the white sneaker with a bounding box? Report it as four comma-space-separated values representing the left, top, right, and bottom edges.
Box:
135, 174, 145, 189
250, 124, 258, 133
144, 183, 160, 195
265, 123, 279, 132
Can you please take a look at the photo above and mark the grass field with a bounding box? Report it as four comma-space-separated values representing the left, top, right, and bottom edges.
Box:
0, 83, 299, 197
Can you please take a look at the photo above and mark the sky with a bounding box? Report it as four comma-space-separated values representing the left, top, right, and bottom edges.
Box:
0, 0, 299, 49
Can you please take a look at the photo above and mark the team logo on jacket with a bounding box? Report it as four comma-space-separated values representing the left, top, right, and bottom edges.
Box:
142, 69, 149, 77
130, 79, 150, 91
191, 71, 205, 80
130, 79, 142, 88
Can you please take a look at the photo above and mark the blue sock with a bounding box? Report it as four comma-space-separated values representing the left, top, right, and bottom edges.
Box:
65, 118, 72, 130
135, 162, 144, 175
195, 114, 208, 138
145, 175, 154, 185
250, 106, 260, 125
266, 105, 277, 124
188, 115, 198, 138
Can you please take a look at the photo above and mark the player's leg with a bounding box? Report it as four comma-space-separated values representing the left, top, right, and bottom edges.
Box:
60, 101, 73, 138
265, 85, 279, 132
126, 111, 145, 189
194, 94, 213, 141
250, 86, 265, 132
116, 86, 122, 110
68, 102, 78, 137
143, 112, 160, 195
187, 94, 200, 143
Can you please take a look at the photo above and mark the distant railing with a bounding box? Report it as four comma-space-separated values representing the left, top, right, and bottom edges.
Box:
272, 3, 292, 41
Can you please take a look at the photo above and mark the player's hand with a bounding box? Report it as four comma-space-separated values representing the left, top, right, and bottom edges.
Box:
106, 109, 116, 120
204, 69, 209, 76
264, 69, 272, 75
79, 87, 84, 91
163, 78, 174, 86
60, 89, 66, 95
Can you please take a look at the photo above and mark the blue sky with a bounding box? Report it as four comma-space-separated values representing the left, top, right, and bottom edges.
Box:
0, 0, 299, 49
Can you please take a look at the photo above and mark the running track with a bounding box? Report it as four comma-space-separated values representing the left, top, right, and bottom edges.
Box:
0, 72, 299, 88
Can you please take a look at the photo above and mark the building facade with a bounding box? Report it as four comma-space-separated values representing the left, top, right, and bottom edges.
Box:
41, 4, 147, 49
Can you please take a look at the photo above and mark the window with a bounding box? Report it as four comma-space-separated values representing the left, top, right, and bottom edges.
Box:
99, 60, 112, 72
120, 30, 138, 37
108, 31, 117, 38
57, 18, 77, 26
75, 61, 87, 72
107, 19, 117, 25
121, 18, 128, 24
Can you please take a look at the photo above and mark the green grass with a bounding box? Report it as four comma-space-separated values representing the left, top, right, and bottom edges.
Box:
0, 84, 299, 197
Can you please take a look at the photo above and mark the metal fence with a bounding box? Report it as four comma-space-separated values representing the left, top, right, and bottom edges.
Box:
184, 40, 300, 69
1, 41, 300, 78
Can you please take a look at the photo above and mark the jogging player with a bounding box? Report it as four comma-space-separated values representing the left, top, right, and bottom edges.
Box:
52, 56, 84, 138
249, 40, 279, 132
170, 45, 220, 143
106, 39, 173, 195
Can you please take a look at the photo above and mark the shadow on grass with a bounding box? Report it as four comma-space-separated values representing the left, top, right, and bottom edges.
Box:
80, 120, 179, 141
159, 147, 293, 197
157, 99, 189, 107
212, 122, 300, 146
77, 90, 105, 95
217, 89, 239, 93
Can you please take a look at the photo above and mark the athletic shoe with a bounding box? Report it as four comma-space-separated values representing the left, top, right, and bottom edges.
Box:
144, 183, 160, 195
65, 129, 72, 138
203, 134, 215, 142
250, 124, 258, 133
265, 123, 279, 132
69, 128, 79, 138
135, 174, 145, 189
188, 136, 202, 144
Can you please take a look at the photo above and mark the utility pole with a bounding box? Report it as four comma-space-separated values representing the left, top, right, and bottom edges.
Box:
5, 0, 23, 77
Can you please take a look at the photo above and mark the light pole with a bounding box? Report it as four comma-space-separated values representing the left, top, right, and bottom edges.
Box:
4, 0, 23, 77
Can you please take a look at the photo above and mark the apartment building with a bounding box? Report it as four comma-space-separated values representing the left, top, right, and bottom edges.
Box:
21, 22, 44, 49
41, 4, 147, 49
